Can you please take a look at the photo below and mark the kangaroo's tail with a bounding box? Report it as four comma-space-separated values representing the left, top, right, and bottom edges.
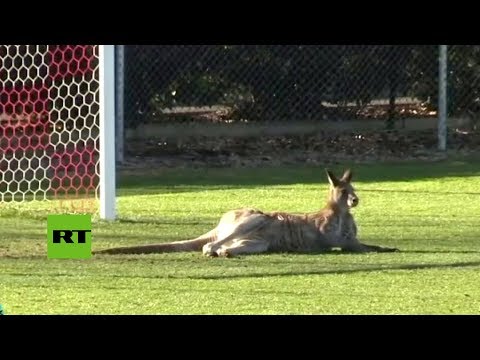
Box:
93, 229, 217, 255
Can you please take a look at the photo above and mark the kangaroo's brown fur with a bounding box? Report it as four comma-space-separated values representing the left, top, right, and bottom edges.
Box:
95, 169, 398, 257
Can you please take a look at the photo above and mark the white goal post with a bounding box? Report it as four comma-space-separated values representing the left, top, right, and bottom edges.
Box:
99, 45, 116, 220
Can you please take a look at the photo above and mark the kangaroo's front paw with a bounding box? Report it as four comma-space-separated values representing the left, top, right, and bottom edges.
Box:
202, 243, 218, 257
217, 247, 233, 258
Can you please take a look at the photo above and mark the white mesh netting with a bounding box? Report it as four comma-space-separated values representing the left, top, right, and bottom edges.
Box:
0, 45, 100, 212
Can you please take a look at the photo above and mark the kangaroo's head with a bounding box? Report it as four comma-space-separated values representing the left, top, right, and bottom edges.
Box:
325, 169, 359, 209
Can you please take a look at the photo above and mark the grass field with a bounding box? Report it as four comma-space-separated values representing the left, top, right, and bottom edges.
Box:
1, 159, 480, 314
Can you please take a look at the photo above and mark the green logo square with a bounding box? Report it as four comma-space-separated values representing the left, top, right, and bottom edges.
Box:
47, 214, 92, 259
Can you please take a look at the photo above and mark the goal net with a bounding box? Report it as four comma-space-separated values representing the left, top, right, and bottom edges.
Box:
0, 45, 115, 219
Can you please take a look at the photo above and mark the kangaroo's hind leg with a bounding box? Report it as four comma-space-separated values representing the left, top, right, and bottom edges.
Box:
203, 214, 267, 256
216, 239, 270, 258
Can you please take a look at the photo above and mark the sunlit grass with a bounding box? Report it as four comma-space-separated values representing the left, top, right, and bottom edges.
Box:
1, 159, 480, 314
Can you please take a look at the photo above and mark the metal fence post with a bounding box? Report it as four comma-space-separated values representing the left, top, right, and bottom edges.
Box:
438, 45, 448, 151
115, 45, 125, 164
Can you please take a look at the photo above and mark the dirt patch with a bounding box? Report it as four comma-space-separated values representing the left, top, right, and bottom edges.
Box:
120, 129, 480, 170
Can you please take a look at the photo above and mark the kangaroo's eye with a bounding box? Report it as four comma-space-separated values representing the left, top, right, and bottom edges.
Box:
341, 189, 348, 195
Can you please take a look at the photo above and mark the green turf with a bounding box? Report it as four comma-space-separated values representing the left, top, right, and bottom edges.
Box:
1, 159, 480, 314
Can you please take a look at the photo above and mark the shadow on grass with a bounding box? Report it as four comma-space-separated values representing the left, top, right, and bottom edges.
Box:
4, 259, 480, 282
361, 189, 480, 196
402, 250, 480, 254
182, 260, 480, 280
115, 218, 215, 226
118, 158, 480, 197
4, 247, 480, 261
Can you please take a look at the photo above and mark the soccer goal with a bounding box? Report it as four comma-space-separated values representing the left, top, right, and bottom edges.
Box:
0, 45, 116, 220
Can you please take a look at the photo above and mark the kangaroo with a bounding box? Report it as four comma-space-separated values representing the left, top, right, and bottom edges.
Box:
95, 169, 398, 257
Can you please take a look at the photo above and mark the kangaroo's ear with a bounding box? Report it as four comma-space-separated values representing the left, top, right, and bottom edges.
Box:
325, 169, 340, 187
341, 169, 353, 183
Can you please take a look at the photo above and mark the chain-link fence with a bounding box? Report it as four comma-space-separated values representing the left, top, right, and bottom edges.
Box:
123, 45, 441, 129
118, 45, 480, 167
0, 45, 100, 204
448, 45, 480, 132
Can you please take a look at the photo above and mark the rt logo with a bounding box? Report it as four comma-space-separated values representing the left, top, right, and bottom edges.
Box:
47, 215, 92, 259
